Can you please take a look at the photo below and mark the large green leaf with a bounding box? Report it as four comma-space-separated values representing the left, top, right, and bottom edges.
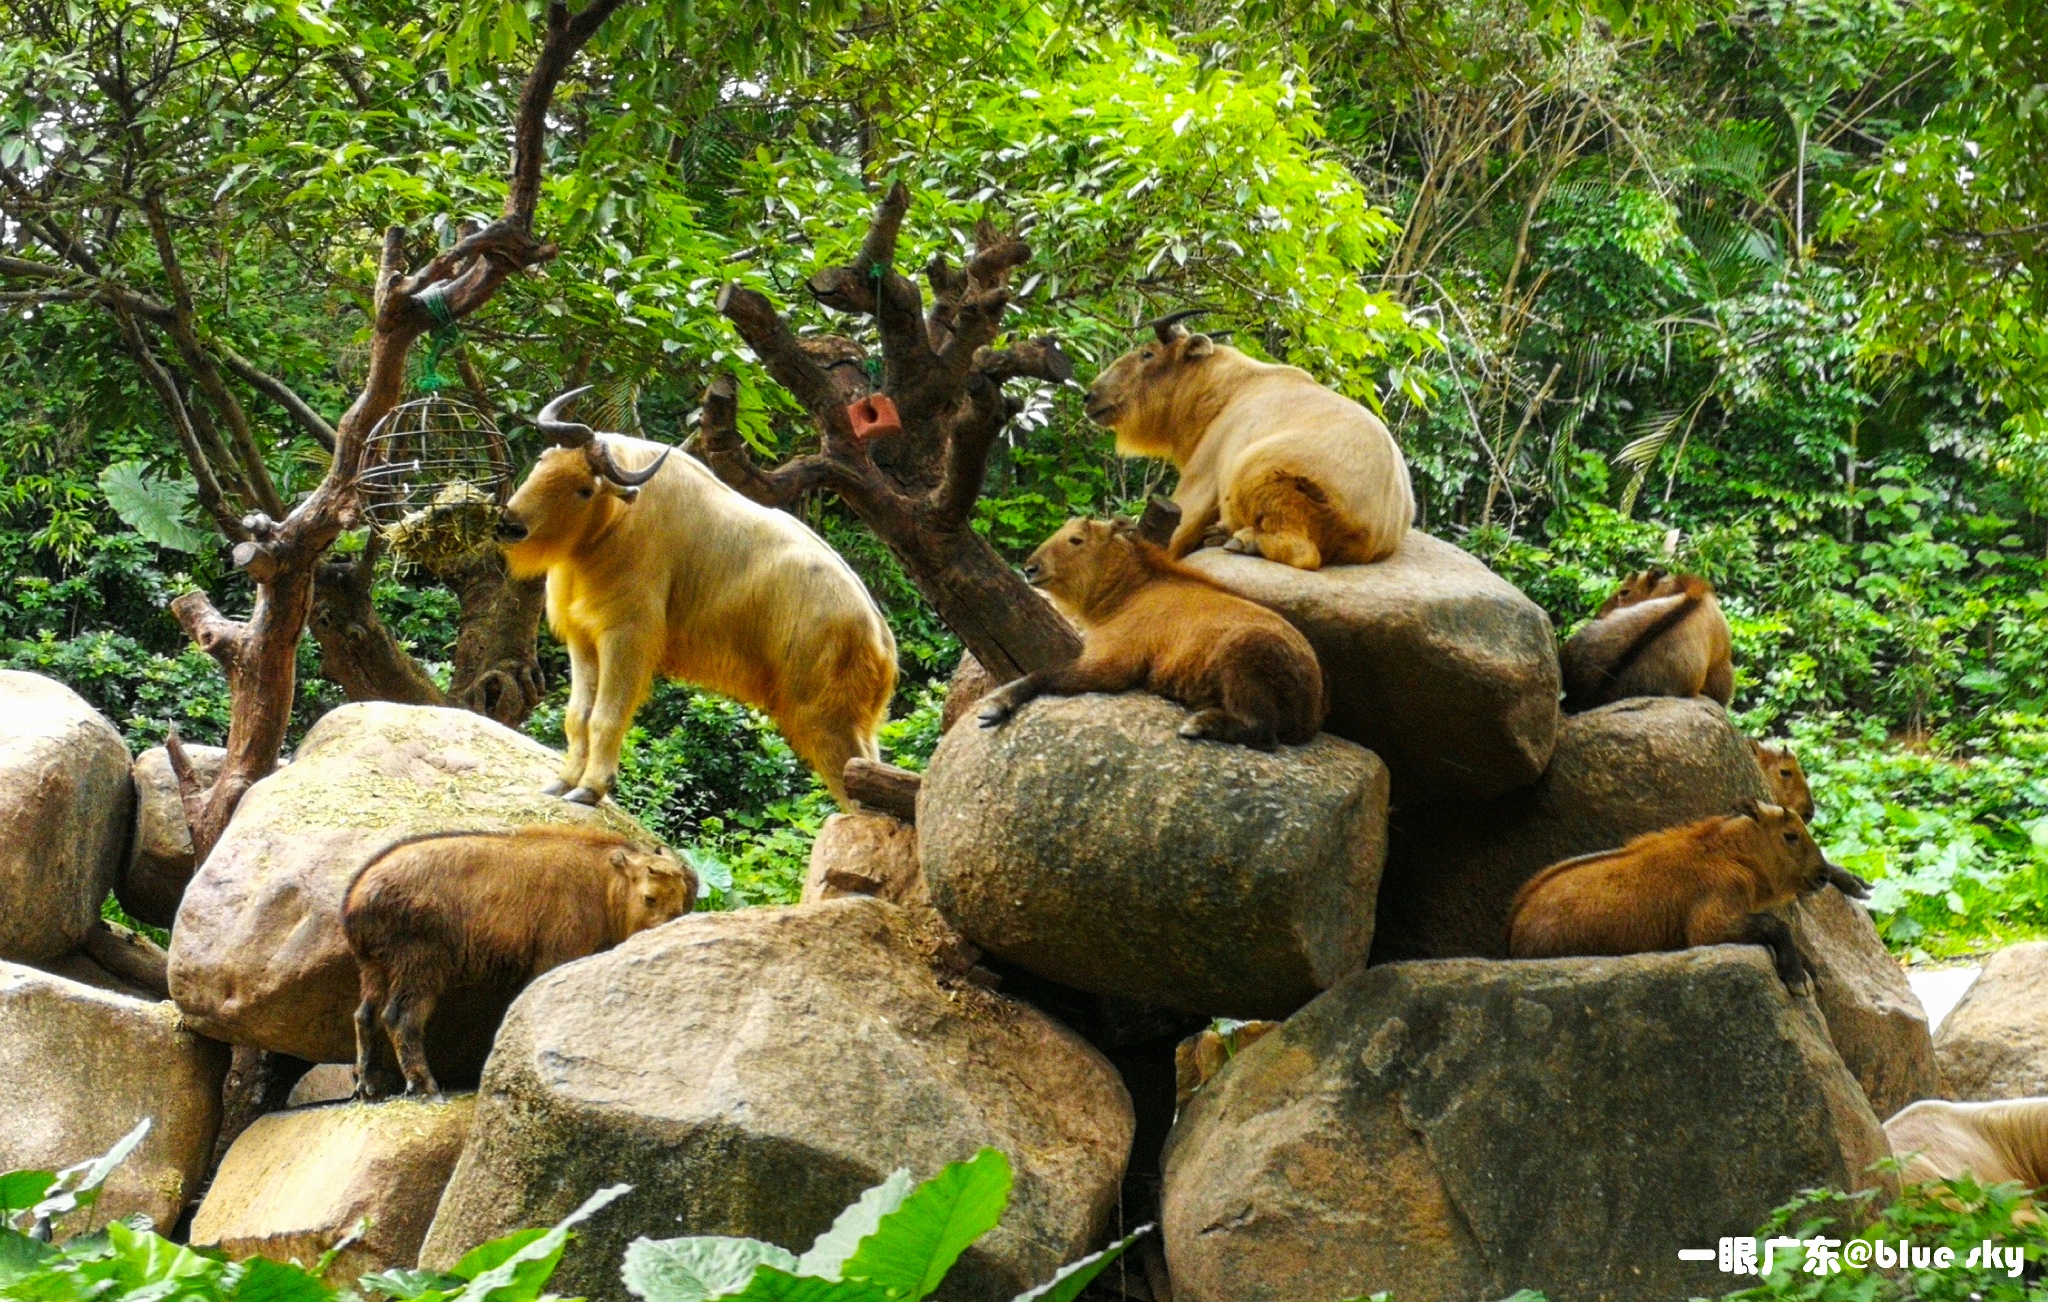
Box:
360, 1267, 466, 1300
449, 1230, 549, 1282
715, 1268, 893, 1302
1009, 1226, 1151, 1302
0, 1228, 57, 1287
619, 1236, 798, 1302
453, 1184, 631, 1302
794, 1170, 914, 1280
99, 460, 212, 553
838, 1150, 1010, 1301
231, 1254, 337, 1302
0, 1173, 55, 1224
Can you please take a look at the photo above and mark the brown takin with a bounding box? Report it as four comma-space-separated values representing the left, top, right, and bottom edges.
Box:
342, 825, 696, 1098
499, 388, 896, 806
1751, 737, 1816, 821
1506, 800, 1864, 990
1083, 311, 1413, 570
976, 516, 1325, 747
1885, 1097, 2048, 1219
1559, 568, 1733, 713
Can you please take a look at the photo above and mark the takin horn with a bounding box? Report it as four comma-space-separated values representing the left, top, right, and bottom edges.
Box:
536, 386, 670, 488
1145, 307, 1214, 343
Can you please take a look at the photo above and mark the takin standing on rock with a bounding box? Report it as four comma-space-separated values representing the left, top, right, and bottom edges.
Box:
1884, 1097, 2048, 1219
977, 516, 1325, 747
1558, 568, 1733, 713
499, 388, 896, 805
1751, 737, 1816, 821
1083, 310, 1414, 570
343, 825, 696, 1099
1507, 800, 1867, 990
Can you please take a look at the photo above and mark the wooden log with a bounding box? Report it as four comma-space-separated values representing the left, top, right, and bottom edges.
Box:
82, 920, 171, 1000
1137, 494, 1182, 547
844, 757, 922, 824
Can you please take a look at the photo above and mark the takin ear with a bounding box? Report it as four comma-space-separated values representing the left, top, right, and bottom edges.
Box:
609, 847, 635, 872
1734, 797, 1765, 820
613, 485, 642, 504
1109, 516, 1138, 539
1182, 333, 1216, 359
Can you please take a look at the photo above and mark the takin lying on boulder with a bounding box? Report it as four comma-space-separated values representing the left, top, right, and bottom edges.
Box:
1559, 569, 1732, 713
977, 516, 1325, 748
498, 388, 896, 806
343, 825, 696, 1098
1885, 1097, 2048, 1219
1507, 800, 1868, 990
1084, 311, 1414, 570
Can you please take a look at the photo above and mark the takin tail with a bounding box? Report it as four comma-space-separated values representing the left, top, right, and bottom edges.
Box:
1558, 590, 1701, 713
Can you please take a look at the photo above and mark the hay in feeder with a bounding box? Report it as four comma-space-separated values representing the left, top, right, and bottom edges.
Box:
381, 479, 504, 570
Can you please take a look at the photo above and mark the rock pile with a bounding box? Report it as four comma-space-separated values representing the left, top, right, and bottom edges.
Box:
422, 898, 1134, 1302
1163, 950, 1891, 1302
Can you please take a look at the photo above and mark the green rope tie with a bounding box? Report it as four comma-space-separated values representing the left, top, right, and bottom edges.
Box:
413, 285, 461, 394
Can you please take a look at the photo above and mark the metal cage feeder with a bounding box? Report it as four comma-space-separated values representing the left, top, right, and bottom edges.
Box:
359, 394, 513, 571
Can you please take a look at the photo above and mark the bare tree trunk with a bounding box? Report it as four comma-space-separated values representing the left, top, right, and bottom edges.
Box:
309, 543, 450, 708
699, 184, 1083, 682
442, 551, 548, 725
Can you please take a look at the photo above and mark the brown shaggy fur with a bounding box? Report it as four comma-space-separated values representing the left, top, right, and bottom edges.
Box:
1751, 737, 1816, 821
342, 825, 695, 1098
1885, 1098, 2048, 1215
1506, 801, 1846, 989
977, 517, 1326, 747
1559, 569, 1733, 713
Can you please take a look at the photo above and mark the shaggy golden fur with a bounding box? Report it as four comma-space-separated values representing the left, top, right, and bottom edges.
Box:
343, 825, 695, 1098
977, 517, 1325, 747
1559, 569, 1733, 713
1886, 1098, 2048, 1215
1507, 801, 1848, 989
501, 436, 896, 804
1084, 334, 1414, 570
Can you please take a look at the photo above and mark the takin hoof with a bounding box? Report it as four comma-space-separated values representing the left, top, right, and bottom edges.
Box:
562, 786, 604, 806
541, 778, 571, 797
1221, 531, 1261, 556
1199, 523, 1233, 550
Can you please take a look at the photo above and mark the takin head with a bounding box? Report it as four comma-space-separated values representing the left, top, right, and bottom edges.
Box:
610, 843, 699, 936
1084, 309, 1231, 458
1022, 516, 1154, 621
497, 446, 648, 577
497, 386, 671, 578
1730, 798, 1837, 898
1751, 738, 1816, 823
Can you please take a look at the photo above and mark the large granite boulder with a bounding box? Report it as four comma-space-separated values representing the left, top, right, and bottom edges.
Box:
121, 743, 226, 930
1162, 950, 1891, 1302
421, 898, 1132, 1302
0, 671, 134, 963
168, 702, 655, 1066
1934, 942, 2048, 1100
920, 693, 1388, 1018
1372, 696, 1769, 963
1789, 888, 1938, 1116
0, 960, 228, 1231
192, 1096, 474, 1280
1181, 530, 1559, 803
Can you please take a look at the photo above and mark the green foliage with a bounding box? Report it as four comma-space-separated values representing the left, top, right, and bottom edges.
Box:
0, 1127, 628, 1302
621, 1150, 1146, 1302
95, 463, 210, 555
